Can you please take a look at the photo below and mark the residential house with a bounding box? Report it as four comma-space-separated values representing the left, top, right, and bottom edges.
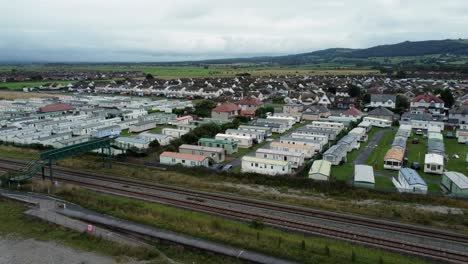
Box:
410, 94, 445, 116
236, 97, 263, 113
449, 103, 468, 125
341, 107, 364, 119
282, 103, 303, 114
211, 102, 241, 120
333, 96, 358, 109
370, 94, 396, 109
367, 107, 394, 121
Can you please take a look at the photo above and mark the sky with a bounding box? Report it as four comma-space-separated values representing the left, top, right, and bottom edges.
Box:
1, 0, 468, 62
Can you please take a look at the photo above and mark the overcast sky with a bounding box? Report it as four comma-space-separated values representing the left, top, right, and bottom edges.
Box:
1, 0, 467, 62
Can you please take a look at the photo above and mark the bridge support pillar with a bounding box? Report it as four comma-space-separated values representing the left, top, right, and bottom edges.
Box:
49, 159, 53, 182
42, 166, 45, 180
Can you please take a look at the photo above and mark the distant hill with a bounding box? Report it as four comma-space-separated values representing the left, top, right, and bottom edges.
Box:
190, 39, 468, 65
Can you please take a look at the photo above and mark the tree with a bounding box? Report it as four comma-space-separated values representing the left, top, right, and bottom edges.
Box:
348, 84, 361, 97
149, 139, 160, 149
440, 88, 455, 108
194, 100, 217, 117
255, 106, 275, 118
395, 70, 407, 79
396, 95, 409, 112
145, 73, 154, 79
361, 93, 371, 104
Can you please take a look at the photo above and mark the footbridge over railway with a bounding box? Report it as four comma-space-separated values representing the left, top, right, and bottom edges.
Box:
1, 138, 113, 184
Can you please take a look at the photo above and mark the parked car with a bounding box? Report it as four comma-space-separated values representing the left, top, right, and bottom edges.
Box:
446, 132, 454, 138
412, 138, 419, 144
415, 129, 423, 135
212, 163, 224, 171
410, 162, 420, 170
222, 164, 233, 171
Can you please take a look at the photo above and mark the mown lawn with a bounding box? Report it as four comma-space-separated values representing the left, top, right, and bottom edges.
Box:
56, 188, 429, 264
0, 80, 73, 90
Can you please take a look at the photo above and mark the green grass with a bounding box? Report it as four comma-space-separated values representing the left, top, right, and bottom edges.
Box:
56, 187, 428, 264
0, 198, 162, 262
375, 176, 394, 189
0, 80, 73, 90
365, 128, 397, 172
148, 125, 175, 134
0, 145, 39, 160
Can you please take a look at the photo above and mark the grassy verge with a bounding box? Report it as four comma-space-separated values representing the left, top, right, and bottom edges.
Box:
55, 187, 427, 264
0, 198, 162, 262
365, 128, 397, 171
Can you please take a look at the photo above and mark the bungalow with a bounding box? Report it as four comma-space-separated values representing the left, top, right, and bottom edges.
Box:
236, 97, 263, 112
362, 117, 392, 128
370, 94, 396, 109
441, 171, 468, 197
215, 133, 253, 148
270, 142, 314, 158
211, 102, 240, 120
159, 151, 210, 167
367, 107, 394, 121
424, 153, 444, 175
179, 144, 225, 163
392, 168, 427, 194
198, 138, 238, 154
162, 128, 188, 139
241, 156, 292, 176
255, 148, 305, 168
308, 160, 331, 181
138, 132, 173, 146
323, 144, 347, 165
353, 165, 375, 189
129, 120, 156, 133
341, 107, 364, 119
384, 148, 404, 170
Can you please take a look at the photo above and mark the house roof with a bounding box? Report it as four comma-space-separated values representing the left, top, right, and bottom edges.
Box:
309, 160, 331, 177
354, 165, 375, 184
368, 107, 394, 117
212, 102, 241, 112
38, 103, 75, 113
444, 171, 468, 189
400, 168, 427, 186
411, 94, 444, 103
160, 151, 208, 162
342, 107, 363, 116
236, 97, 262, 106
371, 94, 396, 103
384, 148, 404, 161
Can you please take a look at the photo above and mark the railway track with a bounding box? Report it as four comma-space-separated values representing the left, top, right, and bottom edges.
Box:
1, 158, 468, 263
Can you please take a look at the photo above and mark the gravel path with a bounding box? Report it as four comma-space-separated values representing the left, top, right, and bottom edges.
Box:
0, 238, 118, 264
353, 129, 388, 165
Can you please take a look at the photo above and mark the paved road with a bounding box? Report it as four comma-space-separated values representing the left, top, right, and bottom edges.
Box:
353, 129, 388, 165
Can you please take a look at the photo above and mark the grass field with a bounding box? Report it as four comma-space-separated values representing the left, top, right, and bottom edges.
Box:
0, 90, 60, 100
55, 187, 428, 264
0, 80, 73, 90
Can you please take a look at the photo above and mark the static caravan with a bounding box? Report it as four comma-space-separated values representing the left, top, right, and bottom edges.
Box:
308, 160, 331, 181
392, 168, 427, 194
441, 171, 468, 197
198, 138, 238, 154
363, 117, 392, 128
162, 128, 188, 139
391, 136, 407, 151
114, 137, 149, 150
249, 120, 287, 133
266, 115, 296, 127
129, 121, 156, 133
295, 127, 337, 140
137, 132, 173, 146
291, 132, 329, 145
424, 153, 444, 175
383, 148, 404, 170
323, 144, 347, 165
358, 120, 372, 132
255, 148, 304, 168
279, 136, 324, 152
427, 139, 445, 155
215, 133, 253, 148
238, 125, 272, 137
348, 127, 367, 142
457, 130, 468, 143
311, 121, 344, 133
225, 129, 265, 143
337, 135, 360, 152
179, 144, 225, 163
270, 142, 315, 158
91, 125, 122, 138
241, 156, 292, 176
159, 151, 210, 167
353, 165, 375, 189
